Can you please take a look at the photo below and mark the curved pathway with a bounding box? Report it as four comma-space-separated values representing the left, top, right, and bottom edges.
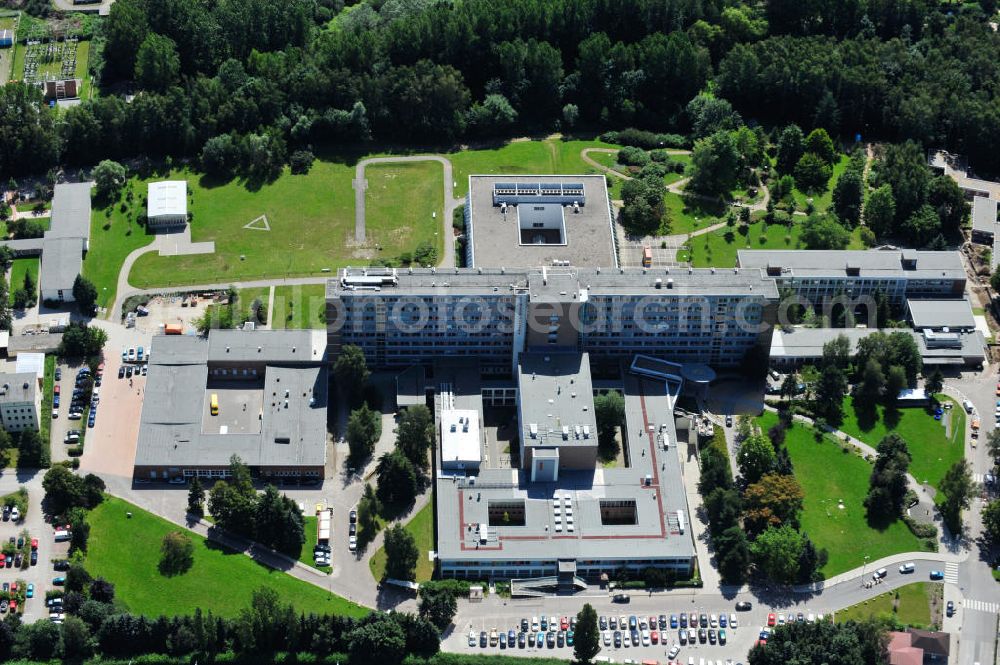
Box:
353, 155, 464, 268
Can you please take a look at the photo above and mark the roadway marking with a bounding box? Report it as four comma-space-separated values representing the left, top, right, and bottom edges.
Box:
963, 599, 1000, 613
945, 562, 959, 584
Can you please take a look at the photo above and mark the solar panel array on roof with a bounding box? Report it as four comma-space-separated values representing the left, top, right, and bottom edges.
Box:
491, 182, 588, 206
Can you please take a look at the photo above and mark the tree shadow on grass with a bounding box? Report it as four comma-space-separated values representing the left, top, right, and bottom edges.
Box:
852, 396, 880, 433
883, 405, 901, 430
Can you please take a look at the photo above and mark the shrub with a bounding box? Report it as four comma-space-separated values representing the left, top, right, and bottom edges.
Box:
67, 446, 83, 457
159, 531, 194, 576
601, 128, 688, 149
903, 515, 938, 539
617, 146, 650, 167
289, 149, 315, 175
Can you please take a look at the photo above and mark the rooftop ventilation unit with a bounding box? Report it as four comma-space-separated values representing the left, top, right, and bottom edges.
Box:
529, 423, 538, 438
583, 425, 590, 438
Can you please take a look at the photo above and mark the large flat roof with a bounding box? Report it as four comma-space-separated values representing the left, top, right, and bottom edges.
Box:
0, 373, 37, 404
329, 266, 780, 300
737, 249, 965, 279
518, 352, 597, 449
46, 182, 92, 240
40, 237, 84, 295
435, 372, 696, 563
907, 298, 976, 330
467, 175, 618, 269
134, 331, 327, 469
770, 327, 985, 364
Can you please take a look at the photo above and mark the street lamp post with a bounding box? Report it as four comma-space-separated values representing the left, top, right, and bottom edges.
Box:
861, 554, 870, 588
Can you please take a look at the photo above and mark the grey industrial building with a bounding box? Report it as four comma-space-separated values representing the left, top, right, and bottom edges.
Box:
769, 328, 986, 369
0, 183, 92, 304
133, 330, 328, 483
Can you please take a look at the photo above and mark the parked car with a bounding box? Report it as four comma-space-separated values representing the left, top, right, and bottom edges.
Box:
736, 601, 753, 611
118, 366, 125, 379
946, 601, 954, 617
30, 538, 37, 550
348, 535, 357, 551
53, 560, 70, 570
612, 593, 630, 603
929, 570, 944, 580
899, 562, 915, 573
29, 551, 36, 566
54, 368, 61, 380
25, 584, 32, 598
52, 577, 65, 586
10, 506, 20, 521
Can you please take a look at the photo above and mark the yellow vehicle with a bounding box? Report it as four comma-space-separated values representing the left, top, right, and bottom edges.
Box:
210, 394, 219, 416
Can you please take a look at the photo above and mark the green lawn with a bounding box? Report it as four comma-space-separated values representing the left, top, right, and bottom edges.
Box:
38, 355, 54, 466
837, 395, 965, 489
272, 284, 326, 329
448, 137, 621, 198
683, 219, 864, 267
235, 287, 270, 325
301, 515, 331, 572
365, 161, 444, 264
84, 184, 156, 309
758, 412, 924, 576
665, 192, 728, 236
369, 500, 435, 583
836, 582, 936, 626
791, 154, 851, 213
84, 497, 367, 618
8, 257, 38, 305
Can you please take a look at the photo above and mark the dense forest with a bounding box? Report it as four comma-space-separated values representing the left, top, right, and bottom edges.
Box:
2, 0, 1000, 179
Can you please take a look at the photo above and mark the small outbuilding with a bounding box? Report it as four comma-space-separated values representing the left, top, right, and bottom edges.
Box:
147, 181, 188, 228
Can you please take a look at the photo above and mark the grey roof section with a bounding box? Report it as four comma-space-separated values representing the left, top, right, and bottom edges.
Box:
770, 327, 985, 364
134, 331, 328, 469
0, 373, 37, 404
518, 352, 597, 449
40, 237, 84, 295
737, 249, 965, 279
207, 329, 325, 364
329, 266, 780, 300
972, 197, 998, 235
0, 239, 43, 255
467, 175, 617, 269
46, 183, 92, 239
435, 373, 696, 564
907, 298, 976, 330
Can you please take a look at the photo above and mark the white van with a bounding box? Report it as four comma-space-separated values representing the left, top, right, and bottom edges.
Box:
873, 567, 888, 579
899, 562, 915, 574
53, 530, 71, 542
964, 400, 974, 413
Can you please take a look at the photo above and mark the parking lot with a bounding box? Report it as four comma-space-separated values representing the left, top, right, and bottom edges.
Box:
79, 324, 152, 480
442, 603, 802, 663
49, 360, 95, 466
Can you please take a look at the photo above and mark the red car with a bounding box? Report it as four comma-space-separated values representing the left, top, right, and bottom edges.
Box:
10, 583, 17, 593
29, 538, 37, 550
757, 638, 767, 647
650, 630, 659, 644
9, 601, 16, 613
53, 385, 60, 395
767, 613, 776, 626
560, 616, 569, 631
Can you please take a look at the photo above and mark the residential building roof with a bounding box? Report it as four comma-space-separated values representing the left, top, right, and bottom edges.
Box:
972, 196, 998, 235
906, 298, 976, 330
40, 237, 84, 296
147, 181, 187, 218
46, 183, 92, 240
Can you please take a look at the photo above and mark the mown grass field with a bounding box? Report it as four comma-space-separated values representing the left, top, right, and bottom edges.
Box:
837, 395, 965, 489
683, 219, 865, 267
369, 500, 435, 583
836, 582, 937, 626
272, 284, 326, 329
758, 412, 924, 576
365, 161, 444, 263
84, 496, 367, 618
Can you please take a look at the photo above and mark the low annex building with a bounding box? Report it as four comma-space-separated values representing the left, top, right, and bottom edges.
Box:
147, 181, 188, 228
133, 330, 327, 483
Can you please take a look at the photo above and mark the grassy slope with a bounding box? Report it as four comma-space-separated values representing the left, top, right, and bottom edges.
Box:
365, 161, 444, 262
84, 497, 367, 618
758, 412, 923, 576
369, 501, 435, 583
8, 257, 38, 305
272, 284, 326, 329
836, 582, 936, 626
837, 395, 965, 489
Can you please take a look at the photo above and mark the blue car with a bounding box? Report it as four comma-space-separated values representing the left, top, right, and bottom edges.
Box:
52, 577, 65, 585
670, 614, 678, 629
929, 570, 944, 580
